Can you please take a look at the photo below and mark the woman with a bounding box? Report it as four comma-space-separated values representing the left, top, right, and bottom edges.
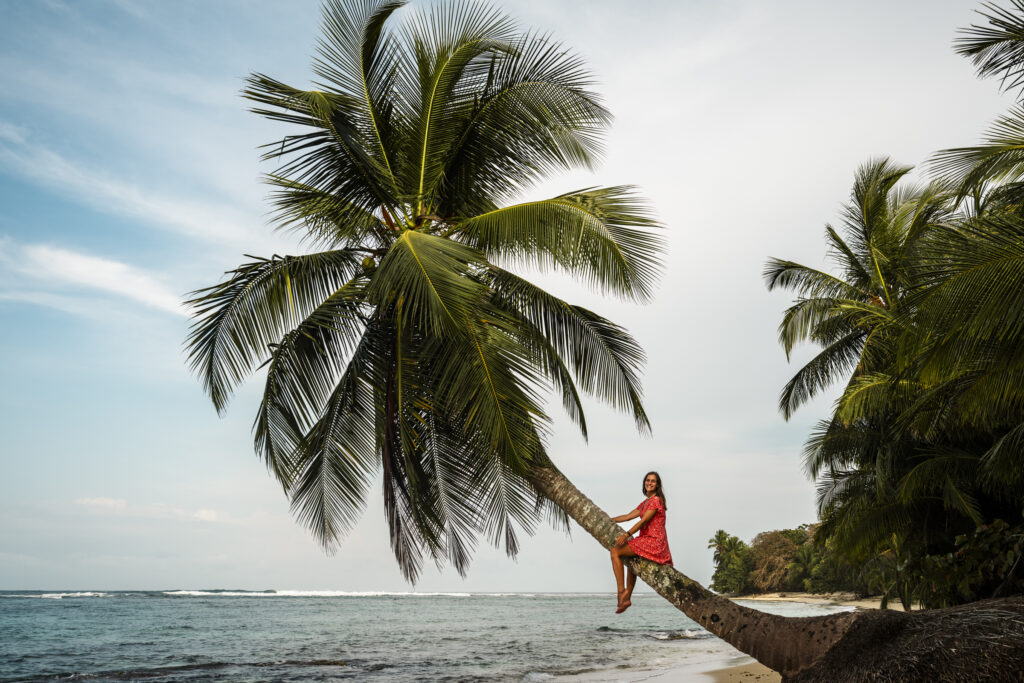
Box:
609, 471, 672, 613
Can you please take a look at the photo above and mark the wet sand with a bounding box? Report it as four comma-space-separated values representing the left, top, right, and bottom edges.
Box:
703, 661, 781, 682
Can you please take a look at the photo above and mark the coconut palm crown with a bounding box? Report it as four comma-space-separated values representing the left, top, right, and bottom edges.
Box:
185, 0, 664, 582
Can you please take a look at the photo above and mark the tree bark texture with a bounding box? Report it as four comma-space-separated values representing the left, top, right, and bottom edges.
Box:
529, 464, 1024, 682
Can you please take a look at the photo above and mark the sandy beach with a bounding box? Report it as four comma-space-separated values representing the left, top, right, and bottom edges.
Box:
703, 661, 781, 682
730, 591, 898, 611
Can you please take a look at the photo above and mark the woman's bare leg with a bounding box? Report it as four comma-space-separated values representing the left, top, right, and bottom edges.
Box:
610, 544, 637, 613
625, 568, 637, 603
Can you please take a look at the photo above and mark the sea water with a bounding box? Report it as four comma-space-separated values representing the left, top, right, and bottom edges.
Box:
0, 591, 851, 682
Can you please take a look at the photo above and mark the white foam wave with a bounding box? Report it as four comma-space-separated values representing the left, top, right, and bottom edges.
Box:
1, 592, 112, 599
650, 628, 710, 640
162, 590, 473, 597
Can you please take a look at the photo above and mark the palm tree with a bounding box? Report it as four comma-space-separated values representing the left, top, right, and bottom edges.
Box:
187, 1, 1024, 679
708, 529, 732, 565
764, 158, 952, 420
786, 544, 819, 591
188, 0, 662, 583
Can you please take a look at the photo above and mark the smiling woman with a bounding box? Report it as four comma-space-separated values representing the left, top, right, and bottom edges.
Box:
608, 471, 673, 613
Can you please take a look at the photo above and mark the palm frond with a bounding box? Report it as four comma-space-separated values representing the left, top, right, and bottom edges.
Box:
396, 1, 517, 214
955, 1, 1024, 97
433, 33, 610, 213
778, 331, 865, 420
255, 278, 369, 486
931, 106, 1024, 191
763, 259, 868, 300
185, 251, 361, 413
368, 229, 488, 336
313, 0, 407, 192
981, 420, 1024, 487
266, 175, 388, 248
488, 267, 650, 433
244, 74, 396, 208
289, 334, 380, 551
457, 186, 664, 301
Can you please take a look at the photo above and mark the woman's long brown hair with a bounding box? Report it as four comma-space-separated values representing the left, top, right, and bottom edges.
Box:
641, 471, 667, 510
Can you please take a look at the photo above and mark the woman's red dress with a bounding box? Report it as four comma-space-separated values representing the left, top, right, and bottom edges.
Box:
627, 495, 673, 565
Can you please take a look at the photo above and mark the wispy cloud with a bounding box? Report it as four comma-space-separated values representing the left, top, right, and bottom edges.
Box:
0, 125, 273, 251
1, 242, 187, 316
74, 497, 220, 523
193, 509, 219, 522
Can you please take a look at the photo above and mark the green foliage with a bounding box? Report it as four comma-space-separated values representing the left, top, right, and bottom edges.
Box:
913, 518, 1024, 608
708, 530, 752, 594
749, 531, 800, 592
766, 1, 1024, 608
186, 0, 664, 583
709, 525, 866, 595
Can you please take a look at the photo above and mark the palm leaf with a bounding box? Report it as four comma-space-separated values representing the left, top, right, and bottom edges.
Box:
488, 267, 650, 433
458, 186, 664, 301
185, 251, 361, 413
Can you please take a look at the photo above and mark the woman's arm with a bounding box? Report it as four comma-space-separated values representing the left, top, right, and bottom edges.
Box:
614, 509, 656, 547
610, 510, 641, 523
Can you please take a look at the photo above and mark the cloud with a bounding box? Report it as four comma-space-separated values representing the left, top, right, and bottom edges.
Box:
2, 243, 188, 316
0, 125, 270, 251
0, 290, 109, 318
0, 121, 27, 145
193, 509, 219, 522
74, 497, 127, 511
73, 497, 220, 522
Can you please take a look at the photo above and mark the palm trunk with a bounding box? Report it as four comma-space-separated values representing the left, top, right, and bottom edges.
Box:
529, 463, 1024, 681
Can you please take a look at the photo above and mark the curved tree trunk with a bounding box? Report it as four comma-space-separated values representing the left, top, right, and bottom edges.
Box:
529, 464, 1024, 682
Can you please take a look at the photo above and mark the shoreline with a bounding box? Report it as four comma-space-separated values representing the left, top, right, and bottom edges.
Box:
732, 590, 904, 611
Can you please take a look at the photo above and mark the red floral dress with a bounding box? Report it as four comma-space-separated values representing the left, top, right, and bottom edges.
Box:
627, 495, 673, 565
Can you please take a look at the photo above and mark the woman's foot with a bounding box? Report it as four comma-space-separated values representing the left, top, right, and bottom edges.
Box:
615, 589, 631, 614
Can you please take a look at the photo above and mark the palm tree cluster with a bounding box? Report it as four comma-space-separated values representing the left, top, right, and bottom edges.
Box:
766, 1, 1024, 608
707, 529, 750, 593
185, 0, 663, 583
708, 526, 857, 596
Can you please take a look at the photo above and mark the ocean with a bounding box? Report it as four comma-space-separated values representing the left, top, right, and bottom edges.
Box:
0, 591, 852, 682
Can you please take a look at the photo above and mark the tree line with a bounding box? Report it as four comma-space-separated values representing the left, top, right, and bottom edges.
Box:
708, 519, 1023, 610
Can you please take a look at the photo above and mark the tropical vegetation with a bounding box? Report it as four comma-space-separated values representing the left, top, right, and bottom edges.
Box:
765, 1, 1024, 610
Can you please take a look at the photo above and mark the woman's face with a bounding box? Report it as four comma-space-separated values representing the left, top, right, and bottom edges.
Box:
644, 475, 658, 494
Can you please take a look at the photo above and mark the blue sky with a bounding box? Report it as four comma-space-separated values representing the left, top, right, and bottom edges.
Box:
0, 0, 1012, 591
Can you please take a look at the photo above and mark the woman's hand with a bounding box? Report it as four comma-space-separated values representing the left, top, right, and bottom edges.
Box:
615, 533, 629, 548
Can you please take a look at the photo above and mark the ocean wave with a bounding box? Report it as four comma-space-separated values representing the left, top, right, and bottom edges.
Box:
23, 659, 349, 681
162, 589, 473, 597
0, 592, 111, 599
648, 629, 712, 640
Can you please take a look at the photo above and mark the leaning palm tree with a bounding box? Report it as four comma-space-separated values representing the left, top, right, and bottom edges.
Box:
188, 0, 662, 583
187, 1, 1024, 680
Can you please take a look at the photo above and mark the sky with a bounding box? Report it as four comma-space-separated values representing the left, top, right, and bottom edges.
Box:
0, 0, 1013, 592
